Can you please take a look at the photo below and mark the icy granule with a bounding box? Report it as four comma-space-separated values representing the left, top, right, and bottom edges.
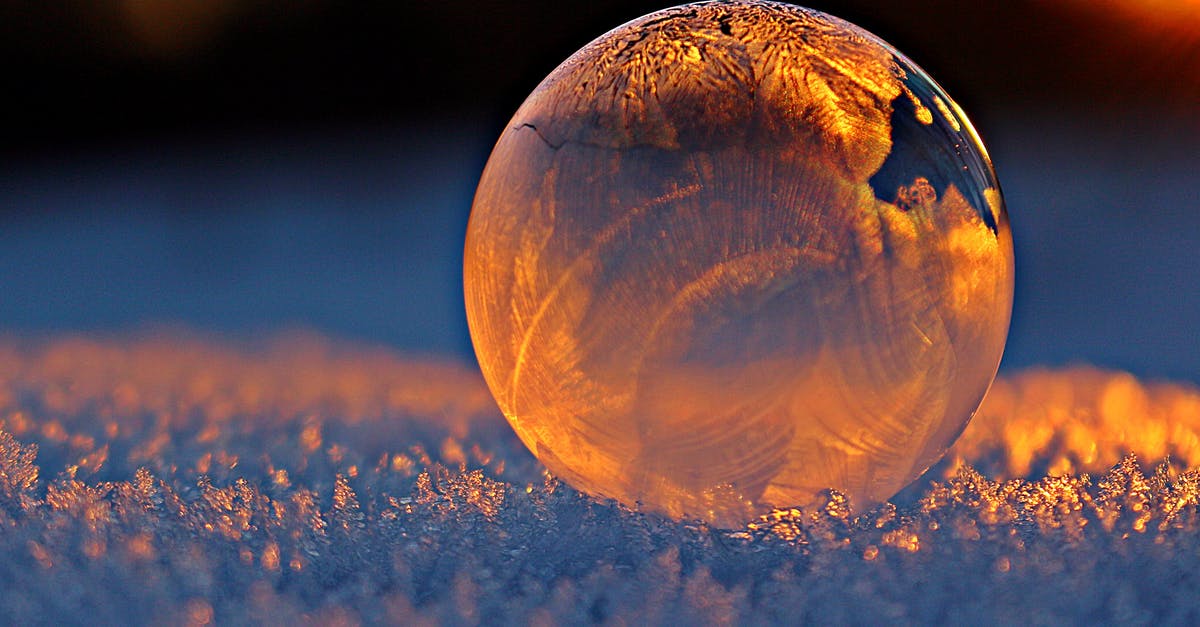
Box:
0, 333, 1197, 623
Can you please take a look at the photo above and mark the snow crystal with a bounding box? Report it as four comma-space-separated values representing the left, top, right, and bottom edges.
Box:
0, 333, 1198, 623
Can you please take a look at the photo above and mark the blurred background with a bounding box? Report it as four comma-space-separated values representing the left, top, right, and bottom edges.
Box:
0, 0, 1197, 380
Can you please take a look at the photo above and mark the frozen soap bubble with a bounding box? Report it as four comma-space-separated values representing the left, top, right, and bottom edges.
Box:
464, 0, 1013, 526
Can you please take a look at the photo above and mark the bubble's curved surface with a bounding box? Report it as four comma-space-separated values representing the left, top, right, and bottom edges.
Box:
465, 0, 1013, 526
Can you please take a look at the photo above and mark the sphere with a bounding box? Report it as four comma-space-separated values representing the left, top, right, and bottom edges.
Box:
464, 0, 1013, 526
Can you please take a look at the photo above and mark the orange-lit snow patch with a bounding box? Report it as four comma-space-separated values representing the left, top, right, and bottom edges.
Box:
951, 367, 1200, 477
0, 332, 1198, 623
0, 331, 496, 440
1, 334, 1197, 485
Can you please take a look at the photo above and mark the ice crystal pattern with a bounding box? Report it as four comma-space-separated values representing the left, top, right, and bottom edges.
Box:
465, 0, 1013, 525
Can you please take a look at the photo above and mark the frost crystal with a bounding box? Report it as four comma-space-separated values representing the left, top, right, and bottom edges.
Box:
0, 333, 1198, 623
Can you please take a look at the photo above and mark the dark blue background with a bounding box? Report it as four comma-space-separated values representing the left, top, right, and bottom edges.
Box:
2, 112, 1197, 383
1, 1, 1197, 382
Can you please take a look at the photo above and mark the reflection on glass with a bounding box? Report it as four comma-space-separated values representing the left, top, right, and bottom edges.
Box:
465, 0, 1013, 526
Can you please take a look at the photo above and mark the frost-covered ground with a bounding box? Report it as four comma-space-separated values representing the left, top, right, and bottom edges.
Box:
1, 332, 1199, 624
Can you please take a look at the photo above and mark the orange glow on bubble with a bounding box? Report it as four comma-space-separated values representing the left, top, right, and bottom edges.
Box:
465, 0, 1013, 526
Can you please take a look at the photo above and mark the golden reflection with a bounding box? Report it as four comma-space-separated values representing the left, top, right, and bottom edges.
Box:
465, 1, 1013, 526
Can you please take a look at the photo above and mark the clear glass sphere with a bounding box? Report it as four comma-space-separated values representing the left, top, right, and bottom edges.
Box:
465, 0, 1013, 526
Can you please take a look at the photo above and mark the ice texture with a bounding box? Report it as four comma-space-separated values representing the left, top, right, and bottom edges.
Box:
465, 0, 1013, 525
0, 333, 1197, 623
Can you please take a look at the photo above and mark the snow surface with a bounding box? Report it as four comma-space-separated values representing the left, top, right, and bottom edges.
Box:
0, 332, 1197, 624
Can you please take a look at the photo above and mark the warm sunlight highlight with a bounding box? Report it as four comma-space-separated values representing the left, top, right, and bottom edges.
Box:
0, 332, 495, 449
1076, 0, 1200, 33
952, 367, 1200, 479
